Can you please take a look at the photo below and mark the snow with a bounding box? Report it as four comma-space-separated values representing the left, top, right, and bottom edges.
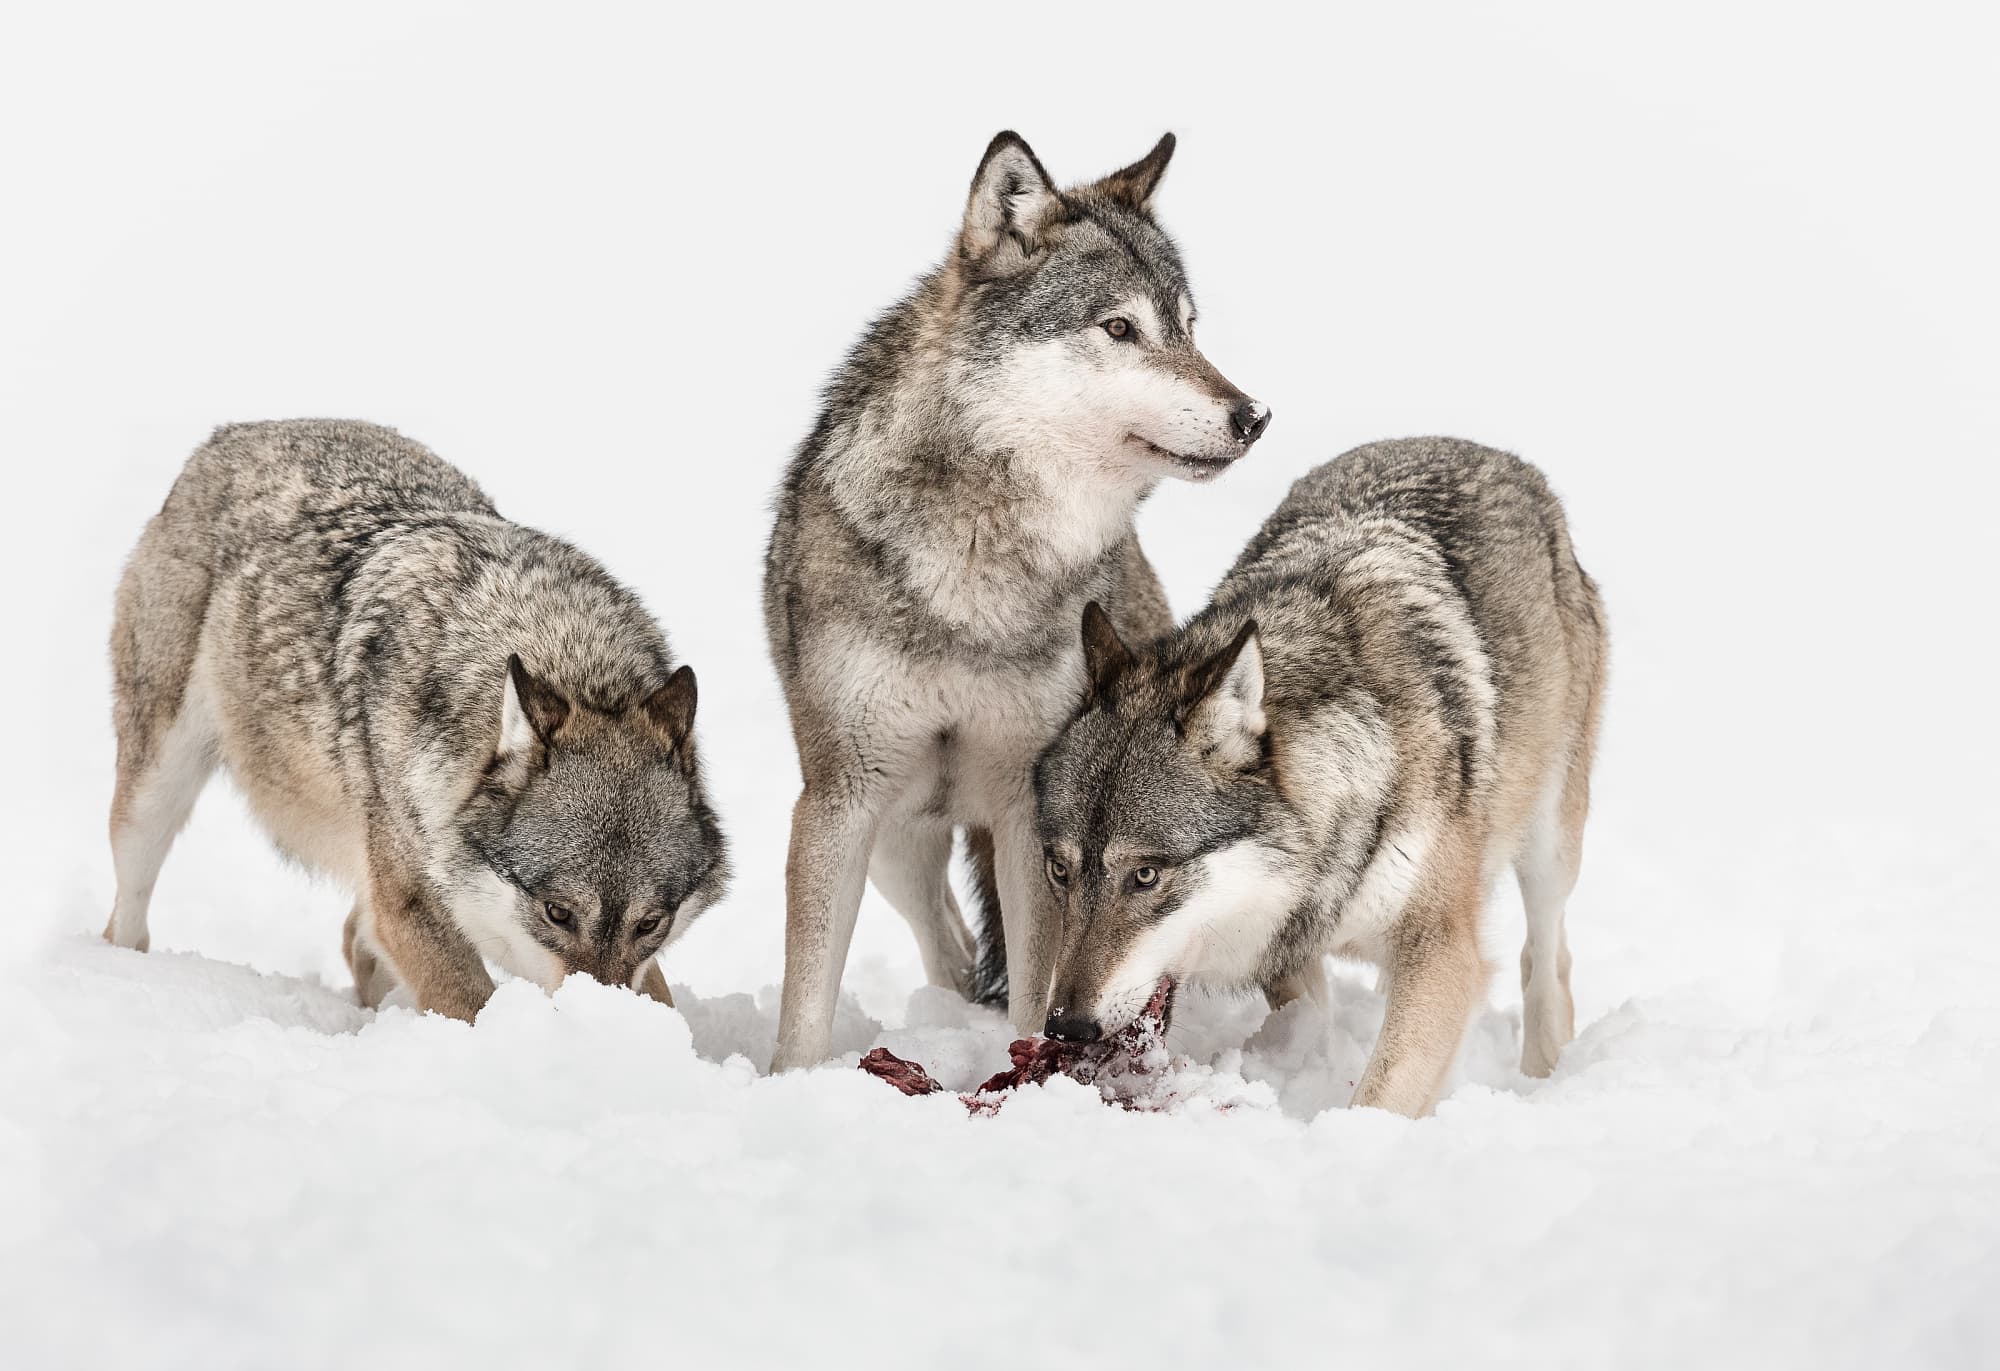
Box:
3, 3, 1998, 1368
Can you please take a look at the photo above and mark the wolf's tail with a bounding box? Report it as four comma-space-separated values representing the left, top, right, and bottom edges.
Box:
962, 827, 1009, 1008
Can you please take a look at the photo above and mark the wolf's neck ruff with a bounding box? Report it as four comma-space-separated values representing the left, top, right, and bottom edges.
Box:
819, 308, 1160, 639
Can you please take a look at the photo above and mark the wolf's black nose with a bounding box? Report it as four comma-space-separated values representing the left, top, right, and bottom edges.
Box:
1044, 1013, 1102, 1044
1231, 399, 1272, 444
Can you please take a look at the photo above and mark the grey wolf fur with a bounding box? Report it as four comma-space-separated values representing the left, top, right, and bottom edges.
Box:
1033, 438, 1606, 1116
763, 131, 1271, 1069
106, 419, 729, 1018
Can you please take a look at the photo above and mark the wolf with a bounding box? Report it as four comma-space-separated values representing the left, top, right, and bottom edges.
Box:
1032, 437, 1607, 1116
104, 419, 729, 1018
763, 131, 1270, 1070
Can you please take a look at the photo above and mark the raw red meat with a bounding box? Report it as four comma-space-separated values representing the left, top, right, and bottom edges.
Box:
858, 976, 1180, 1114
856, 1047, 945, 1096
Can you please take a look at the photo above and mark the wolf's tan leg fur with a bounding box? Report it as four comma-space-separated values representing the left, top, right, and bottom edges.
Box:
106, 684, 219, 952
1352, 910, 1488, 1117
868, 822, 977, 998
341, 901, 401, 1009
106, 536, 218, 953
637, 960, 674, 1008
991, 804, 1059, 1035
1516, 786, 1582, 1078
772, 785, 877, 1071
365, 849, 495, 1022
1519, 644, 1601, 1078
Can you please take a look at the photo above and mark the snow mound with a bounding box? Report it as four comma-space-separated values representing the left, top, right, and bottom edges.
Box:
6, 921, 1998, 1370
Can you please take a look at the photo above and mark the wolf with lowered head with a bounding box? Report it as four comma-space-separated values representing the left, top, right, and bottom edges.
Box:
106, 419, 728, 1018
764, 131, 1270, 1069
1034, 438, 1606, 1115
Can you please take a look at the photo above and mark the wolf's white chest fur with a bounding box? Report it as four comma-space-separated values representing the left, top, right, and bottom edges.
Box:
826, 415, 1147, 646
1324, 828, 1434, 962
811, 626, 1081, 821
1168, 827, 1436, 989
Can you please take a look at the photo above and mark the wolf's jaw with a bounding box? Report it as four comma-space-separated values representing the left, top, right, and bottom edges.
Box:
1096, 973, 1181, 1039
1126, 433, 1241, 480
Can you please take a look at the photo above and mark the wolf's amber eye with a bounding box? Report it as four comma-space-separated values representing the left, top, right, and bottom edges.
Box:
543, 902, 574, 928
1046, 857, 1071, 887
632, 916, 663, 940
1102, 317, 1132, 340
1132, 865, 1160, 889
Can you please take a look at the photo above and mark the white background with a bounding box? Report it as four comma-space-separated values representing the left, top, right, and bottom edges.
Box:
3, 4, 1996, 1368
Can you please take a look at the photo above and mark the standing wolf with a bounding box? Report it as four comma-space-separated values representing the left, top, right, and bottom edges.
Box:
106, 419, 729, 1018
764, 131, 1270, 1069
1033, 438, 1607, 1116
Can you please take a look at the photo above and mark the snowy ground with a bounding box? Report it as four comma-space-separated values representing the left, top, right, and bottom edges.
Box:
3, 4, 1998, 1368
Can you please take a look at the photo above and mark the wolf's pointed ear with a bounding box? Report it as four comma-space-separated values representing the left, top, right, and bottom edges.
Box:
499, 654, 570, 761
1080, 601, 1134, 705
1176, 621, 1265, 768
1087, 132, 1176, 213
960, 131, 1059, 273
639, 665, 698, 773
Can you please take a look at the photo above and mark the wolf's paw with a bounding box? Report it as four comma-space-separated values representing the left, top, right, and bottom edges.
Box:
102, 914, 149, 953
1520, 986, 1574, 1079
1519, 1040, 1562, 1079
1519, 1019, 1572, 1078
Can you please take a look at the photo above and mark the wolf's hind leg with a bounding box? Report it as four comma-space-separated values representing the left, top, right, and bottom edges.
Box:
341, 900, 401, 1009
1516, 759, 1589, 1078
963, 827, 1008, 1008
106, 528, 218, 951
869, 822, 976, 999
106, 703, 218, 951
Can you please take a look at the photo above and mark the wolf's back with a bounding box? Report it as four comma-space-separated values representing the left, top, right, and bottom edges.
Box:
149, 419, 495, 570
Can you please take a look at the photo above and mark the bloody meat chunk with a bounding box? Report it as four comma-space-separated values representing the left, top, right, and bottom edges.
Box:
857, 1047, 945, 1096
858, 977, 1179, 1114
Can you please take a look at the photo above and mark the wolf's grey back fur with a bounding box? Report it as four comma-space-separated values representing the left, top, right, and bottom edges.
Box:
1204, 436, 1603, 835
109, 420, 726, 1010
146, 422, 670, 767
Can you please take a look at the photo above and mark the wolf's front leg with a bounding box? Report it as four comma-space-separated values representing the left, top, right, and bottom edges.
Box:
635, 959, 674, 1008
341, 900, 402, 1009
1264, 956, 1330, 1013
1350, 917, 1488, 1117
771, 785, 877, 1071
365, 853, 496, 1023
992, 807, 1058, 1036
